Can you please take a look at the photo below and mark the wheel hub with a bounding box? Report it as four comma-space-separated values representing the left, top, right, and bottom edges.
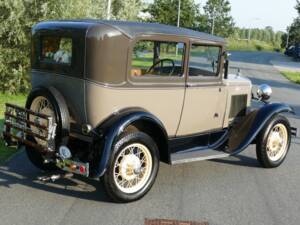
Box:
113, 143, 153, 194
120, 154, 142, 180
269, 132, 283, 153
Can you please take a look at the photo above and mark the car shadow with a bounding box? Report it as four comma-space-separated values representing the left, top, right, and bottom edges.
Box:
0, 151, 113, 203
209, 154, 261, 168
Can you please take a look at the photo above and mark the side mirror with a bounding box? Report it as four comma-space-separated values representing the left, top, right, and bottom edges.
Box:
257, 84, 272, 101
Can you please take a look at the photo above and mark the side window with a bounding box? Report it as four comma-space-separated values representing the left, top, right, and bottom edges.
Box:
131, 40, 185, 77
189, 44, 221, 77
41, 37, 72, 65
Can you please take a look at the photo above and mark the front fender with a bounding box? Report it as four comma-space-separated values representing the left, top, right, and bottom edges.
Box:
228, 102, 294, 154
92, 110, 168, 178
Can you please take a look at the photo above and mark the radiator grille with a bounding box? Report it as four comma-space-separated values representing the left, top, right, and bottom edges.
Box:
229, 95, 247, 118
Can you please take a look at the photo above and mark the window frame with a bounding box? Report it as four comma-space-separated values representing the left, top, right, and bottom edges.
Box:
31, 29, 85, 78
187, 40, 224, 83
127, 35, 189, 86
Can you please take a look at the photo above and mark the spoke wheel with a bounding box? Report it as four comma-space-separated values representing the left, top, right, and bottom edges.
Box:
29, 96, 56, 146
24, 87, 70, 171
113, 143, 152, 194
266, 124, 288, 161
103, 131, 159, 203
256, 115, 291, 168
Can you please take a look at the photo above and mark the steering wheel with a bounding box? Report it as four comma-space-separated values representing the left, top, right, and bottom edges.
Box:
146, 58, 175, 76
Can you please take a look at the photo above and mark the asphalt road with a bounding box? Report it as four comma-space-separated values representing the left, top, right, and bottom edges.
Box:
1, 51, 300, 225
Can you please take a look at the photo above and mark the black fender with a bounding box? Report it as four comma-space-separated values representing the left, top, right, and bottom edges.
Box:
228, 102, 294, 154
92, 109, 168, 178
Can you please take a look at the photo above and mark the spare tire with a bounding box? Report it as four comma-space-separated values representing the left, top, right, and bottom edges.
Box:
26, 86, 70, 147
25, 87, 70, 170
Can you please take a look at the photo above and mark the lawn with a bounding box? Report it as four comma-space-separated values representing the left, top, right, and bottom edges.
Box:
281, 71, 300, 84
0, 94, 26, 164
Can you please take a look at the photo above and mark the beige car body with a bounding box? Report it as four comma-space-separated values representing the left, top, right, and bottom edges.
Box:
29, 20, 251, 140
4, 20, 295, 184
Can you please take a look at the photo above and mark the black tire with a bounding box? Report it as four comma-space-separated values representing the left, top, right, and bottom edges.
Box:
25, 137, 58, 171
103, 131, 159, 203
256, 114, 291, 168
25, 87, 70, 171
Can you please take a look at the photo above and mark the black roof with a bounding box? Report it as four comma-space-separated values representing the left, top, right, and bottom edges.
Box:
34, 20, 225, 43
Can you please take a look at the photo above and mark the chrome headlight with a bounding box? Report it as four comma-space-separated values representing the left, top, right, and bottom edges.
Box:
257, 84, 272, 100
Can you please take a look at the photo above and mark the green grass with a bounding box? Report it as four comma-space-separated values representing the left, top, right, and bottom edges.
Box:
227, 38, 280, 52
0, 94, 26, 164
132, 52, 184, 69
281, 71, 300, 84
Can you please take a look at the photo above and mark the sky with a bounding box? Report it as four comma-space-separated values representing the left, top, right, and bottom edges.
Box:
144, 0, 299, 32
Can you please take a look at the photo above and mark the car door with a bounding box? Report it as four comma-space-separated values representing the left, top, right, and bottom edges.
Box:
176, 42, 228, 136
125, 36, 188, 136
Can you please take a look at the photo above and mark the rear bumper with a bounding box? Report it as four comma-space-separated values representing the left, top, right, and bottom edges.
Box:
3, 103, 56, 152
2, 103, 90, 177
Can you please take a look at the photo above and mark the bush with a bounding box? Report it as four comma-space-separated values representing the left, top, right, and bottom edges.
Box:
226, 38, 280, 52
0, 0, 144, 94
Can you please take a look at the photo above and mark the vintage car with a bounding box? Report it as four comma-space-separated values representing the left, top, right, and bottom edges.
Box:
2, 20, 298, 202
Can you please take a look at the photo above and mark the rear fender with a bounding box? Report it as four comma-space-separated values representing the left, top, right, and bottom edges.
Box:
228, 103, 294, 154
92, 109, 168, 178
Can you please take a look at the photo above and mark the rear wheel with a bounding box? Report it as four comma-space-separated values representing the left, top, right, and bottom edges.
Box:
256, 115, 291, 168
103, 132, 159, 202
25, 87, 70, 171
25, 137, 58, 171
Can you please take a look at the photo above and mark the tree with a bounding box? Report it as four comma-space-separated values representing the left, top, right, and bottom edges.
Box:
0, 0, 143, 93
146, 0, 200, 29
202, 0, 234, 37
112, 0, 142, 21
282, 1, 300, 48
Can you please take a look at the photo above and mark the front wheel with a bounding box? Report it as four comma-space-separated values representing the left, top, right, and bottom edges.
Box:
103, 132, 159, 202
256, 115, 291, 168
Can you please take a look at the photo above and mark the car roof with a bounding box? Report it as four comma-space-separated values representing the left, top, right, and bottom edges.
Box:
34, 20, 225, 43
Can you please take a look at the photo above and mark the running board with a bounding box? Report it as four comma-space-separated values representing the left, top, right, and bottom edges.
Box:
170, 148, 230, 165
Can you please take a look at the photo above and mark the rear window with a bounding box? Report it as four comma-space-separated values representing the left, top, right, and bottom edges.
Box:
41, 37, 72, 65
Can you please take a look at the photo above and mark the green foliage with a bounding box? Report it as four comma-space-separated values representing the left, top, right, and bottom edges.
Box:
282, 18, 300, 48
281, 71, 300, 84
112, 0, 142, 20
230, 27, 283, 50
0, 93, 26, 164
146, 0, 200, 28
282, 1, 300, 48
202, 0, 234, 37
227, 38, 276, 52
0, 0, 141, 94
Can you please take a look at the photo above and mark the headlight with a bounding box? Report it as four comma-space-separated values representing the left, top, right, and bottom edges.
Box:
257, 84, 272, 100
